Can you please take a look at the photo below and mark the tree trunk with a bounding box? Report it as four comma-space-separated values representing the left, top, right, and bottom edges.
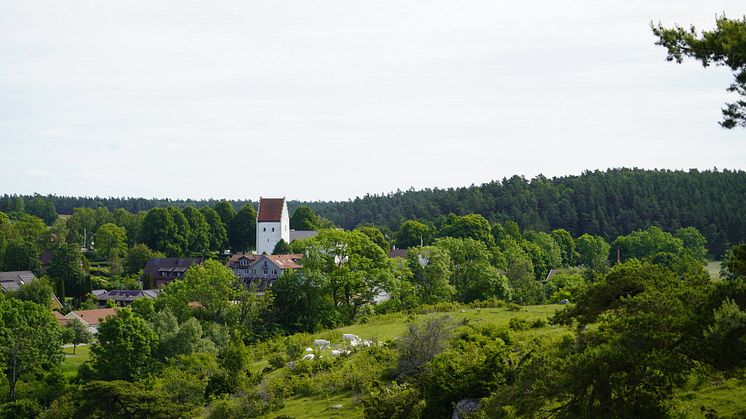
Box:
9, 357, 17, 401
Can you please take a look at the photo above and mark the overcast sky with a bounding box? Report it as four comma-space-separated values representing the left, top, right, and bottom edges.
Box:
1, 1, 744, 201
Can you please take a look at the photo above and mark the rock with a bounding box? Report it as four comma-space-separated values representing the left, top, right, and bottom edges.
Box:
559, 299, 570, 305
452, 398, 481, 419
331, 404, 343, 409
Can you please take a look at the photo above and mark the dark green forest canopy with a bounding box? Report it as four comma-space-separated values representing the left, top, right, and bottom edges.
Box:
2, 168, 745, 256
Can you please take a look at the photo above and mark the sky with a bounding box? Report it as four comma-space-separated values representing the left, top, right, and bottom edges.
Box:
1, 1, 744, 202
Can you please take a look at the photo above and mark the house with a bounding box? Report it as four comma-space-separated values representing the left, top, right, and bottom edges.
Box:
387, 248, 409, 259
141, 257, 205, 288
0, 270, 36, 293
256, 197, 290, 255
66, 308, 118, 333
53, 311, 69, 327
226, 252, 303, 290
93, 289, 160, 308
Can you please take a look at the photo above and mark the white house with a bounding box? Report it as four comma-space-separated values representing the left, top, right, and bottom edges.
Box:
256, 197, 290, 255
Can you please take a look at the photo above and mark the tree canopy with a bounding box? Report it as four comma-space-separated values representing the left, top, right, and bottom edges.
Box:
653, 15, 746, 128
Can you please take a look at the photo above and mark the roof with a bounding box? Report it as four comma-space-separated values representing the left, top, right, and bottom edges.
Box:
227, 252, 303, 270
142, 257, 205, 279
0, 271, 37, 292
290, 230, 318, 242
95, 289, 161, 302
68, 308, 118, 326
388, 249, 409, 258
53, 311, 68, 326
263, 254, 303, 269
257, 198, 285, 222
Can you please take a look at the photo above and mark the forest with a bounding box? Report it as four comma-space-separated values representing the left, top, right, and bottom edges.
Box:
3, 168, 744, 257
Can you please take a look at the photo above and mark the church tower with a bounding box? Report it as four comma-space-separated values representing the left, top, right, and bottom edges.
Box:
256, 197, 290, 254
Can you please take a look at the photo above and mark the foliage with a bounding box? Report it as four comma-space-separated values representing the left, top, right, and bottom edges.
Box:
575, 233, 610, 270
2, 239, 40, 273
272, 238, 290, 255
228, 204, 256, 252
87, 309, 158, 381
75, 380, 190, 418
63, 318, 93, 355
157, 260, 239, 323
652, 15, 746, 128
406, 246, 455, 304
290, 205, 323, 231
440, 214, 495, 246
181, 206, 210, 254
47, 243, 89, 303
124, 243, 164, 276
434, 237, 510, 302
722, 243, 746, 280
271, 269, 338, 333
93, 223, 127, 261
200, 206, 228, 252
0, 298, 63, 401
363, 382, 425, 419
395, 220, 434, 249
12, 277, 54, 307
139, 207, 185, 256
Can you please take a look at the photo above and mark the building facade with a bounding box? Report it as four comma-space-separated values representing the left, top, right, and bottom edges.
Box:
256, 197, 290, 255
226, 252, 302, 290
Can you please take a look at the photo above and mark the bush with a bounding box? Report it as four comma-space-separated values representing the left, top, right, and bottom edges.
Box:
508, 318, 530, 331
0, 399, 41, 419
531, 318, 548, 328
362, 382, 425, 419
268, 353, 287, 370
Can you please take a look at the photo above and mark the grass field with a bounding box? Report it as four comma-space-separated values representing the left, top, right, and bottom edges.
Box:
60, 345, 89, 379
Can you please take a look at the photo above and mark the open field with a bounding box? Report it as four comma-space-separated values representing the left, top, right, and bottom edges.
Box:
60, 345, 89, 379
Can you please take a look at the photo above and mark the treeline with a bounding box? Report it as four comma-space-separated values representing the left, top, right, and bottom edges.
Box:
2, 168, 745, 256
305, 168, 746, 257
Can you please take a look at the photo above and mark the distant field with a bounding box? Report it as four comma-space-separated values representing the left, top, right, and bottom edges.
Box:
706, 261, 722, 280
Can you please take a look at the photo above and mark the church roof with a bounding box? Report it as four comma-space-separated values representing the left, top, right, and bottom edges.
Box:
257, 197, 285, 222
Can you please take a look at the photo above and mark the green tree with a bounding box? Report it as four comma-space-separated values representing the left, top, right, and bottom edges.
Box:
158, 260, 239, 323
2, 239, 40, 273
575, 233, 611, 270
124, 243, 165, 276
12, 214, 46, 247
228, 204, 256, 252
289, 205, 322, 230
76, 380, 189, 418
64, 318, 93, 354
88, 308, 158, 381
112, 208, 141, 247
48, 243, 89, 304
139, 207, 182, 256
0, 298, 63, 401
182, 206, 210, 255
271, 269, 337, 332
200, 206, 229, 252
550, 228, 576, 266
396, 220, 434, 249
94, 223, 127, 261
439, 213, 495, 246
25, 196, 57, 225
406, 246, 455, 304
66, 208, 98, 249
435, 237, 510, 302
213, 200, 236, 227
13, 277, 54, 307
676, 226, 709, 260
721, 243, 746, 280
291, 229, 394, 322
653, 15, 746, 128
355, 225, 390, 252
612, 226, 684, 263
272, 238, 290, 254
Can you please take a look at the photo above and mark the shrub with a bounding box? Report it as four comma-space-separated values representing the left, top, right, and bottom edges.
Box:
362, 382, 425, 419
508, 318, 530, 331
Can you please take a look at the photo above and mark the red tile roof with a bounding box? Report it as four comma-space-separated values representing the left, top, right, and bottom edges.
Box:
257, 198, 285, 222
70, 308, 118, 326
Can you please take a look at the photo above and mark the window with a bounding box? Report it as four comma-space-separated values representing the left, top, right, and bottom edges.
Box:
272, 227, 275, 232
263, 268, 268, 275
263, 227, 266, 232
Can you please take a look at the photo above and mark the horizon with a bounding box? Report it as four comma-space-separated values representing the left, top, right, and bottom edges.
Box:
2, 1, 745, 201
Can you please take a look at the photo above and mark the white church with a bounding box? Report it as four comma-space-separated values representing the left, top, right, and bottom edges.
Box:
256, 197, 291, 255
